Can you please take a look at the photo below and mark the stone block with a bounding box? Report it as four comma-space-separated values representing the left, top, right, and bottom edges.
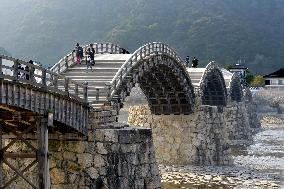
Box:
104, 129, 119, 142
86, 167, 99, 179
77, 153, 93, 169
63, 151, 76, 161
96, 142, 108, 155
50, 168, 66, 184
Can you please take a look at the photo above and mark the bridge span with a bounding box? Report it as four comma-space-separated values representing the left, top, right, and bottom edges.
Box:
0, 42, 250, 188
52, 42, 243, 115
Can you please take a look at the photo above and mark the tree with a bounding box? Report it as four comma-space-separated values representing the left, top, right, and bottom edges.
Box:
250, 75, 264, 87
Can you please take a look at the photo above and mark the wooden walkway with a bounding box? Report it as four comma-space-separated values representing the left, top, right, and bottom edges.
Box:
0, 55, 89, 189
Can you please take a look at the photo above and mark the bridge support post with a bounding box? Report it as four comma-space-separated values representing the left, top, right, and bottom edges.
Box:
37, 114, 50, 189
0, 122, 3, 188
0, 56, 3, 78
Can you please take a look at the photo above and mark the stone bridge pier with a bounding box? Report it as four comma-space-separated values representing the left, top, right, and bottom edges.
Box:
128, 105, 232, 166
224, 101, 253, 146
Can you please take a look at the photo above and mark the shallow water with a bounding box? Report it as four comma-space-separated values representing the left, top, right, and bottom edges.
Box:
161, 125, 284, 189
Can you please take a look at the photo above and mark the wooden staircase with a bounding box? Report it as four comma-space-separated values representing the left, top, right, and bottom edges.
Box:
61, 54, 132, 107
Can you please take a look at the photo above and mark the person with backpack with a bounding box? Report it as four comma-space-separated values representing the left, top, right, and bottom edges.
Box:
73, 43, 83, 64
192, 57, 199, 68
89, 44, 95, 66
185, 56, 190, 67
85, 48, 93, 72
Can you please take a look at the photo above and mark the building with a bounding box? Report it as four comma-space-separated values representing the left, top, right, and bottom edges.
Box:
228, 64, 248, 85
263, 68, 284, 87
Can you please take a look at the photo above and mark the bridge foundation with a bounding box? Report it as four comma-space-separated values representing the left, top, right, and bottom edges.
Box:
224, 102, 253, 146
0, 112, 50, 189
128, 105, 232, 166
1, 110, 162, 189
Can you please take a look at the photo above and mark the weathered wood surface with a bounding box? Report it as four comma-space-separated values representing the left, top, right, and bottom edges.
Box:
37, 115, 50, 189
0, 55, 89, 135
0, 55, 88, 103
60, 54, 131, 107
0, 122, 3, 189
0, 117, 39, 189
51, 43, 124, 74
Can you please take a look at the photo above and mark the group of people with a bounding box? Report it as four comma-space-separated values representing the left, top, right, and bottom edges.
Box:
185, 56, 199, 68
73, 43, 95, 71
15, 59, 35, 80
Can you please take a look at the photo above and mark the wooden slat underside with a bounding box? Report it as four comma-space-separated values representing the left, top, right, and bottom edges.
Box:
0, 80, 88, 135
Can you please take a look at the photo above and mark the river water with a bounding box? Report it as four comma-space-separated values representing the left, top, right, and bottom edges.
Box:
161, 125, 284, 189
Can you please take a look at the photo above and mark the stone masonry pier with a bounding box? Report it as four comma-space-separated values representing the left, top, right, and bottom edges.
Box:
128, 105, 232, 166
2, 110, 162, 189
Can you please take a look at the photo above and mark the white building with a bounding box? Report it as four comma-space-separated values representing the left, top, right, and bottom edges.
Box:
264, 68, 284, 87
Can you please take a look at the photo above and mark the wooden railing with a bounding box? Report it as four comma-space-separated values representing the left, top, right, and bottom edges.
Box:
50, 43, 123, 74
109, 42, 186, 99
0, 55, 88, 103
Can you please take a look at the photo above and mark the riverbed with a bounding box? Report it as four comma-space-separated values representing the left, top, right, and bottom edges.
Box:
161, 125, 284, 189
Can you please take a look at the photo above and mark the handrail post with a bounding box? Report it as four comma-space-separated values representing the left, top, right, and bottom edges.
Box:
83, 82, 88, 103
95, 44, 98, 54
113, 79, 117, 90
13, 59, 19, 81
120, 70, 123, 83
54, 75, 58, 89
105, 83, 112, 101
72, 52, 75, 62
96, 88, 99, 101
42, 69, 47, 89
100, 44, 103, 54
0, 56, 3, 78
106, 43, 109, 53
107, 85, 111, 101
58, 63, 61, 73
64, 78, 69, 96
75, 83, 78, 97
65, 56, 69, 69
110, 44, 114, 54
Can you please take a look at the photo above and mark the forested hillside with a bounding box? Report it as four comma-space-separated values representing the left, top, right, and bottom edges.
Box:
0, 0, 283, 73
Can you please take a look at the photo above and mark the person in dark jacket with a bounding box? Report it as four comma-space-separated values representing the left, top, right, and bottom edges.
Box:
85, 48, 93, 72
73, 43, 83, 64
89, 44, 95, 65
192, 57, 199, 68
185, 56, 190, 67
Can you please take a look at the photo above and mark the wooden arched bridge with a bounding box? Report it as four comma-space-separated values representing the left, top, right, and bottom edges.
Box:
51, 42, 243, 114
0, 42, 245, 188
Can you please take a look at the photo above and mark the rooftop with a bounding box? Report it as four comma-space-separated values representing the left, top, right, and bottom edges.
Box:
229, 64, 248, 70
263, 68, 284, 78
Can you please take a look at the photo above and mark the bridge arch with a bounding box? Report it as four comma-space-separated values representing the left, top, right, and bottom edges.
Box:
110, 42, 195, 115
199, 62, 227, 106
228, 73, 243, 102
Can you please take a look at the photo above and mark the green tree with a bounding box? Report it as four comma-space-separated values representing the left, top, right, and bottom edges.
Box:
250, 75, 265, 87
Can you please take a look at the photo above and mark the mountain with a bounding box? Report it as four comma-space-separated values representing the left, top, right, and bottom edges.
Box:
0, 0, 283, 73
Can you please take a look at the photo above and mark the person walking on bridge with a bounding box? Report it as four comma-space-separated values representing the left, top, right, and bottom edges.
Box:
86, 48, 94, 72
89, 44, 96, 66
185, 56, 190, 67
192, 57, 199, 68
73, 43, 83, 65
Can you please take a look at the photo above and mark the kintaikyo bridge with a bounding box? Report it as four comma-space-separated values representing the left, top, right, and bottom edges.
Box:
0, 42, 260, 189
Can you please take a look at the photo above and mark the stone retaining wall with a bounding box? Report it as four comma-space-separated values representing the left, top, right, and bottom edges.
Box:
128, 105, 232, 166
2, 110, 161, 189
48, 123, 161, 189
